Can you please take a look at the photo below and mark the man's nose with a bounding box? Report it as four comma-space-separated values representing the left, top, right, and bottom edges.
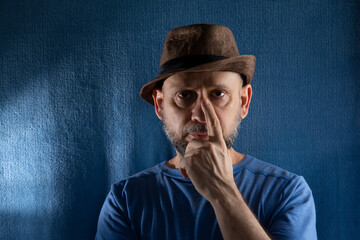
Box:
190, 97, 207, 124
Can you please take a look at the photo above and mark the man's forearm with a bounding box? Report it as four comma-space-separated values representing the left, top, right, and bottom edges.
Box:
210, 185, 271, 240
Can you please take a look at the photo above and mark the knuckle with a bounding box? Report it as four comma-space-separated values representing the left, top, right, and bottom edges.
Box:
208, 144, 216, 152
211, 118, 220, 128
186, 144, 193, 152
195, 148, 204, 155
205, 142, 212, 149
187, 156, 197, 167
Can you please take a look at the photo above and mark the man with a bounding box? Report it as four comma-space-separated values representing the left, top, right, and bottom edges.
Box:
96, 24, 317, 239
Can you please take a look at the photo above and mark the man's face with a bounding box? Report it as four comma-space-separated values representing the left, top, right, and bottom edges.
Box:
153, 71, 251, 157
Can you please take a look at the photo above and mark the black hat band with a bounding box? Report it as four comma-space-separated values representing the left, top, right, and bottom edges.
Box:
158, 55, 228, 75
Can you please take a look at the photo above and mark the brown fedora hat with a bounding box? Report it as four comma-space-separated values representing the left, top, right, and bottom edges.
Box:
139, 24, 256, 105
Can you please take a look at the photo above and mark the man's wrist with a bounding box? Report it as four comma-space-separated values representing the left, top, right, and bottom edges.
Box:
209, 182, 244, 209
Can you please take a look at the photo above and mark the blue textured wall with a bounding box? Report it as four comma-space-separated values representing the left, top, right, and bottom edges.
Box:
1, 1, 359, 239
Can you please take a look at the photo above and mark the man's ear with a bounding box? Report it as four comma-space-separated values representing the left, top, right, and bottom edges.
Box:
152, 88, 164, 120
240, 84, 252, 119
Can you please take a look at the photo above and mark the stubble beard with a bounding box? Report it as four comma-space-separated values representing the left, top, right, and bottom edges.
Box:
162, 111, 242, 157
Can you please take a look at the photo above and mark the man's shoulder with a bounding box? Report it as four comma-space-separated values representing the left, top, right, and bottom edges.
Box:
239, 155, 299, 181
236, 155, 310, 194
112, 161, 166, 189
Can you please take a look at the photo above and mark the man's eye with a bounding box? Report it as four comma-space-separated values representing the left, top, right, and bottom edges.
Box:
213, 91, 225, 98
175, 91, 197, 107
178, 92, 187, 98
178, 91, 192, 99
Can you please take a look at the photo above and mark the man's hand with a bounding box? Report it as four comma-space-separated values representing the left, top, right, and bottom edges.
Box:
179, 98, 237, 201
179, 98, 271, 240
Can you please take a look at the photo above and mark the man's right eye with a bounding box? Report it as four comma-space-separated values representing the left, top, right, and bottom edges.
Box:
178, 92, 190, 98
175, 91, 197, 107
178, 91, 193, 99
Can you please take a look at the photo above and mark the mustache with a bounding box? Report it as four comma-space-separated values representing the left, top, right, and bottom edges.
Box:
183, 124, 208, 137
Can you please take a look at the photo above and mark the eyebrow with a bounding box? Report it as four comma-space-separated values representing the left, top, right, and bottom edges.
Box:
210, 84, 232, 90
169, 84, 232, 91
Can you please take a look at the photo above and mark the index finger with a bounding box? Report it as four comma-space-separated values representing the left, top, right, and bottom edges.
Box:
201, 99, 223, 141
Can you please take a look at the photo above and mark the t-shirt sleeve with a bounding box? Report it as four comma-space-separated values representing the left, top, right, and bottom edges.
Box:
95, 183, 135, 240
268, 176, 317, 240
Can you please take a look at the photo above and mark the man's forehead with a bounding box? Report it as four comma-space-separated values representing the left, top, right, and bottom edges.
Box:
163, 71, 242, 90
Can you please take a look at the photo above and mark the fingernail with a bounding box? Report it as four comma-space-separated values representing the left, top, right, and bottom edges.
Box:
204, 99, 209, 105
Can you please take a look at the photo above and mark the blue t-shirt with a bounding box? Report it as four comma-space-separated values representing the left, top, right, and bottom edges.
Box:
96, 155, 317, 239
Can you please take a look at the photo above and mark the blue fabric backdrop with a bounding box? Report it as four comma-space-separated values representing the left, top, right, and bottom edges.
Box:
1, 1, 359, 239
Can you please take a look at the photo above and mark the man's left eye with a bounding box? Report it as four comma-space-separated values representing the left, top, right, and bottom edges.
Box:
212, 91, 225, 98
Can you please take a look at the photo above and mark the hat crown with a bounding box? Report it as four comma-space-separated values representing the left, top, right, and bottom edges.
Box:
159, 24, 240, 66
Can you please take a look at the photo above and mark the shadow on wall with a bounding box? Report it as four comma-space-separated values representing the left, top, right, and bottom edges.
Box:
0, 2, 133, 239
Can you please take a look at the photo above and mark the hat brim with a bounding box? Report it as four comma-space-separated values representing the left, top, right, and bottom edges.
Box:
139, 55, 256, 106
